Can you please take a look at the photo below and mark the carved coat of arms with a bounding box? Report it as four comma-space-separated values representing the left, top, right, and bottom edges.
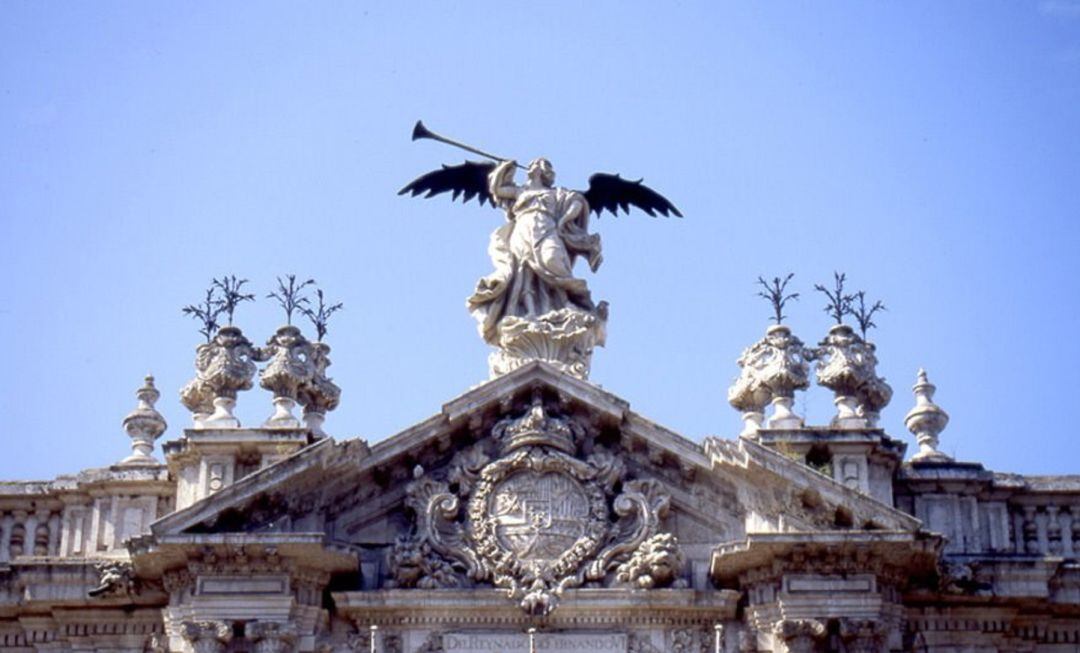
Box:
389, 397, 685, 615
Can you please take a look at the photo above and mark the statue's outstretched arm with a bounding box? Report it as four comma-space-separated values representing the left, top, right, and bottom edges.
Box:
488, 160, 521, 202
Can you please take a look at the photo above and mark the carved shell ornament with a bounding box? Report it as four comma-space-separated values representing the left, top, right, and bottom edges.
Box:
390, 397, 683, 615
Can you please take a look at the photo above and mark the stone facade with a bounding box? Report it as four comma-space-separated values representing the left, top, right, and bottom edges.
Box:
1, 344, 1078, 652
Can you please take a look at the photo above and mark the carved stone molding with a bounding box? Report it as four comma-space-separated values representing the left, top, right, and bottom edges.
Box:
773, 619, 826, 653
245, 622, 298, 653
181, 621, 233, 653
488, 305, 607, 380
388, 397, 683, 616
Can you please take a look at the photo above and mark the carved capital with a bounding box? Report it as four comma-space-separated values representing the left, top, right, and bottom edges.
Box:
838, 619, 889, 653
773, 619, 826, 653
245, 622, 298, 653
181, 621, 233, 653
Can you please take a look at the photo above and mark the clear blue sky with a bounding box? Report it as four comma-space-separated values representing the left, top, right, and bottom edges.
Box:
1, 2, 1078, 480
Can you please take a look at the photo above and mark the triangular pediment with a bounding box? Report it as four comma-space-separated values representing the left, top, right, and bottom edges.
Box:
148, 363, 920, 583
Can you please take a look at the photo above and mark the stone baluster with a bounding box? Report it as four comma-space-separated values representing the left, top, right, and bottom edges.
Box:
245, 622, 298, 653
1072, 510, 1080, 558
1022, 506, 1040, 554
1046, 505, 1063, 555
1006, 511, 1023, 552
1037, 508, 1051, 555
9, 511, 27, 557
181, 621, 233, 653
0, 513, 12, 561
1057, 507, 1074, 557
33, 509, 50, 556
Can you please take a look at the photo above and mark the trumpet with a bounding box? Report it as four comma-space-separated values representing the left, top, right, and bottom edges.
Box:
410, 120, 526, 170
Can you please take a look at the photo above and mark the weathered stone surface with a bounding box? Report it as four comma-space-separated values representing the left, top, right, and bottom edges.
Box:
0, 344, 1078, 652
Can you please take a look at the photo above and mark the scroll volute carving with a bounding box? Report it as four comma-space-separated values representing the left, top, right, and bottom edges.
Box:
388, 396, 685, 616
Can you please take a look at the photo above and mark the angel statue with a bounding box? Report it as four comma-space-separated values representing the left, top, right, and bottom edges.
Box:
400, 121, 681, 379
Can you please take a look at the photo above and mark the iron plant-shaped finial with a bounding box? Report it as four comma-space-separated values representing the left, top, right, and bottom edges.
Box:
851, 290, 886, 340
302, 288, 344, 341
814, 271, 855, 325
212, 275, 255, 326
756, 273, 799, 325
182, 285, 224, 343
267, 274, 315, 326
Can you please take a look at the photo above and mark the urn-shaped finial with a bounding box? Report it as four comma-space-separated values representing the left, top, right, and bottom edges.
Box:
296, 341, 341, 437
728, 324, 812, 435
905, 368, 952, 462
179, 325, 258, 428
259, 325, 316, 427
814, 324, 892, 428
120, 375, 167, 464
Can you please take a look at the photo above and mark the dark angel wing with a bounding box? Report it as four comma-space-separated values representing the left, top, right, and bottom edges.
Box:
398, 161, 497, 207
582, 173, 683, 218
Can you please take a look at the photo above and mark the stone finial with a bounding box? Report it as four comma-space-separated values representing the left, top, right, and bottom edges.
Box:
905, 368, 951, 462
296, 341, 341, 437
259, 325, 315, 427
814, 324, 892, 428
180, 325, 258, 428
728, 324, 811, 435
120, 375, 167, 464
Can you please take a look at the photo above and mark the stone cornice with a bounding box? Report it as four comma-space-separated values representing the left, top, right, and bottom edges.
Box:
332, 587, 739, 627
705, 435, 922, 531
710, 530, 942, 585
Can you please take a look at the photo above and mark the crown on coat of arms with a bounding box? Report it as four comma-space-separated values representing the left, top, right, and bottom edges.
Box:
495, 396, 579, 454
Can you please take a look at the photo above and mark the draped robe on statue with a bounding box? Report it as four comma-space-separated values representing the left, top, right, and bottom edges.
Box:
467, 178, 603, 345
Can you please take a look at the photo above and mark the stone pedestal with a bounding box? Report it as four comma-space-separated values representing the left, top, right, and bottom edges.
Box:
488, 306, 607, 380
